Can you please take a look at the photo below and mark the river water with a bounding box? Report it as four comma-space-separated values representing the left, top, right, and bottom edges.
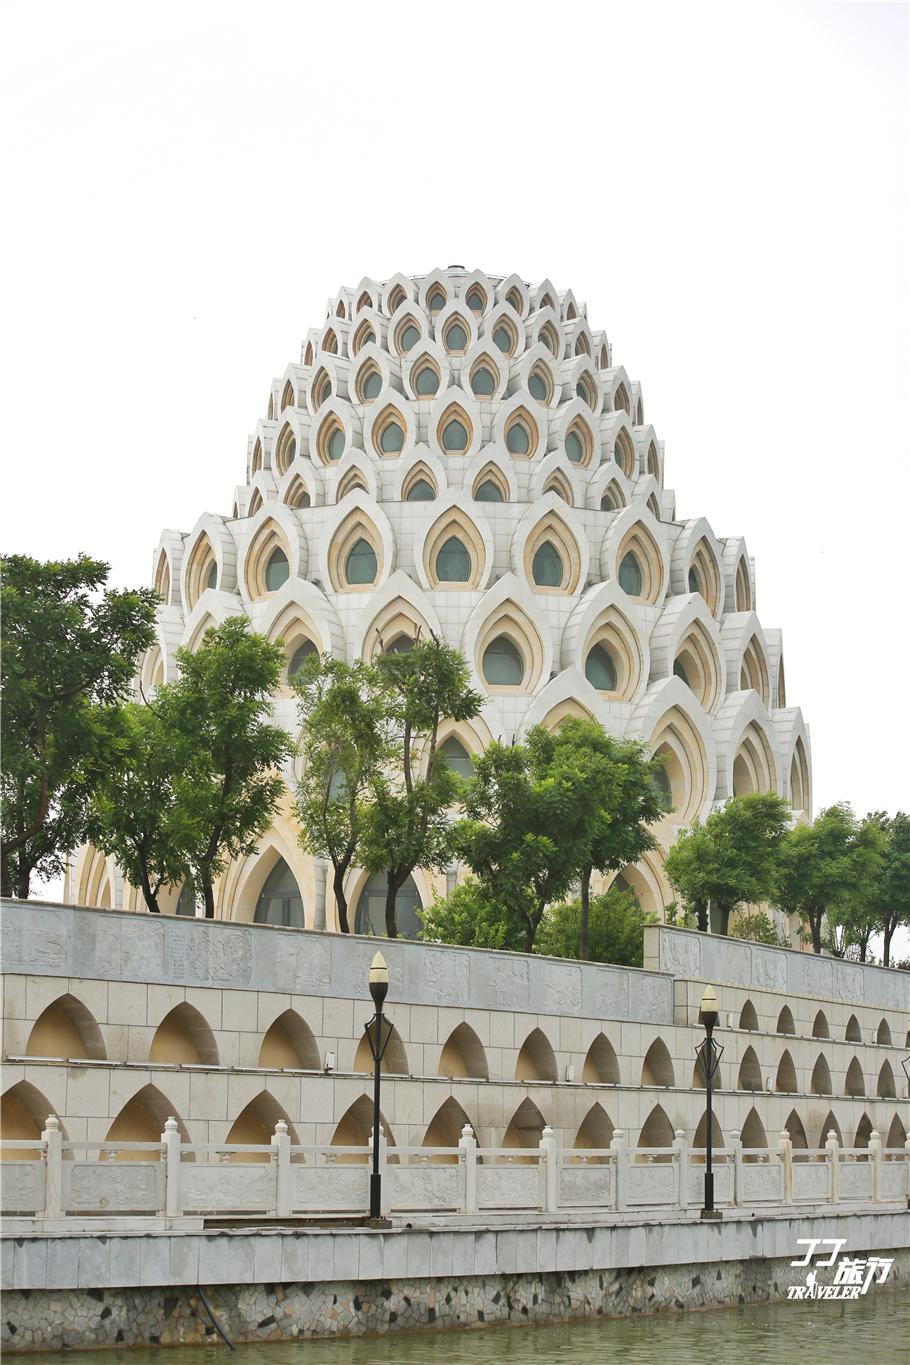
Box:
23, 1291, 909, 1365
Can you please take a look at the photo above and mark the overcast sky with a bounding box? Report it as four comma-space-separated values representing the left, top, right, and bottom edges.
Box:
2, 2, 907, 836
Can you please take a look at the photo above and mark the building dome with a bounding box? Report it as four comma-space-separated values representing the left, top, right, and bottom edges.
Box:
69, 268, 812, 928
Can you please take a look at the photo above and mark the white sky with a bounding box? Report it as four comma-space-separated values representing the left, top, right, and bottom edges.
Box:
2, 2, 908, 902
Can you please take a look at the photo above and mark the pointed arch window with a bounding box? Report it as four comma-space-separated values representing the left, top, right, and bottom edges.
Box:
528, 365, 552, 402
345, 538, 378, 585
505, 410, 537, 456
355, 872, 421, 939
254, 858, 304, 927
375, 408, 406, 455
289, 640, 318, 677
475, 478, 504, 503
465, 286, 486, 313
439, 736, 473, 780
538, 323, 559, 356
619, 551, 643, 596
531, 541, 563, 588
442, 416, 469, 451
206, 562, 218, 590
565, 419, 593, 465
427, 286, 447, 312
405, 478, 434, 502
357, 364, 382, 401
413, 359, 440, 396
492, 320, 517, 355
317, 415, 346, 464
435, 536, 472, 583
585, 643, 617, 692
265, 548, 289, 591
444, 318, 469, 353
470, 363, 497, 396
396, 319, 421, 354
482, 635, 524, 686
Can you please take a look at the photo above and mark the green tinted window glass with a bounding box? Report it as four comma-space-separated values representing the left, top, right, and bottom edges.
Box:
254, 857, 304, 927
346, 538, 377, 584
482, 636, 524, 685
471, 366, 495, 396
206, 561, 218, 590
380, 419, 404, 453
673, 659, 690, 686
529, 372, 548, 400
475, 479, 504, 503
405, 478, 435, 501
362, 371, 382, 399
328, 427, 345, 460
506, 422, 530, 455
619, 551, 643, 596
176, 882, 196, 917
440, 736, 473, 779
265, 548, 289, 591
446, 322, 468, 352
289, 640, 317, 676
428, 288, 446, 311
400, 324, 420, 351
442, 418, 468, 451
653, 763, 673, 811
361, 328, 375, 346
531, 541, 563, 587
355, 871, 421, 939
576, 382, 588, 400
386, 635, 413, 653
585, 644, 617, 691
614, 442, 625, 466
435, 536, 471, 582
286, 437, 297, 463
415, 365, 439, 395
688, 567, 699, 593
566, 430, 584, 462
466, 288, 484, 312
493, 326, 512, 353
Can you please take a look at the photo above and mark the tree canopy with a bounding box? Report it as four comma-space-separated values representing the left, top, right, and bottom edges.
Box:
1, 554, 158, 899
775, 803, 885, 955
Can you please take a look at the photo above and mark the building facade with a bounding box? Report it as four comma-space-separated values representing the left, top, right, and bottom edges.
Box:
64, 268, 812, 932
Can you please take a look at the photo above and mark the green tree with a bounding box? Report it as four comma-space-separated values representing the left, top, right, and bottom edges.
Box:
664, 792, 790, 936
865, 811, 910, 966
453, 727, 602, 953
158, 618, 293, 917
775, 803, 884, 955
1, 554, 157, 899
87, 702, 189, 913
359, 637, 482, 937
729, 911, 779, 945
547, 718, 663, 959
294, 655, 389, 933
536, 887, 654, 966
419, 878, 526, 951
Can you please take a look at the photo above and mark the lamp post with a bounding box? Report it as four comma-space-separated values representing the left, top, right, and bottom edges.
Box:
695, 984, 724, 1220
366, 951, 393, 1222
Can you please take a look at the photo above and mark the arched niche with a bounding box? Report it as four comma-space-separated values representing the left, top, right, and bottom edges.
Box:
777, 1006, 795, 1036
775, 1051, 797, 1093
1, 1082, 65, 1161
853, 1113, 874, 1150
817, 1111, 843, 1148
692, 1109, 724, 1158
423, 1098, 474, 1162
844, 1057, 865, 1097
810, 1054, 832, 1095
503, 1098, 546, 1154
104, 1086, 190, 1162
738, 1000, 759, 1031
637, 1103, 675, 1159
258, 1010, 319, 1070
845, 1014, 862, 1043
812, 1011, 829, 1039
737, 1046, 762, 1092
515, 1028, 558, 1083
438, 1023, 488, 1080
886, 1114, 906, 1149
877, 1061, 896, 1099
330, 1096, 395, 1163
353, 1021, 409, 1076
876, 1018, 892, 1046
149, 1003, 219, 1067
572, 1103, 614, 1161
224, 1092, 299, 1161
740, 1107, 768, 1154
582, 1033, 621, 1085
641, 1037, 675, 1088
784, 1110, 808, 1149
26, 994, 105, 1061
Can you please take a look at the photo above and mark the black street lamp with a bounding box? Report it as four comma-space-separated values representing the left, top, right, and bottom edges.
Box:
366, 950, 393, 1223
695, 984, 724, 1220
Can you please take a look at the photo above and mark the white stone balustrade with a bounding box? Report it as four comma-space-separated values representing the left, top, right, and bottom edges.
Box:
1, 1119, 907, 1223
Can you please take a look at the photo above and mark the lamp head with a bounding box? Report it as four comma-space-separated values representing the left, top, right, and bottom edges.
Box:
369, 950, 389, 1008
699, 984, 719, 1030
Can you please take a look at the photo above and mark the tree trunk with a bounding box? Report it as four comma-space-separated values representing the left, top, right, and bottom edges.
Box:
579, 864, 592, 961
333, 865, 349, 934
16, 867, 31, 900
695, 899, 708, 933
201, 875, 215, 919
385, 872, 405, 938
810, 913, 822, 953
719, 903, 732, 935
138, 863, 160, 913
882, 923, 892, 967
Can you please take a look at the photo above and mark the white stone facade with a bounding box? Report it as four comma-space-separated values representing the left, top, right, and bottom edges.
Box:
64, 268, 812, 932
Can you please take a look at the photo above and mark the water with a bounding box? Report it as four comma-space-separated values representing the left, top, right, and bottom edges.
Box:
23, 1292, 909, 1365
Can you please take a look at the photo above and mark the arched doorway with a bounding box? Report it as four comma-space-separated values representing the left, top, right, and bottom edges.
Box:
254, 857, 305, 927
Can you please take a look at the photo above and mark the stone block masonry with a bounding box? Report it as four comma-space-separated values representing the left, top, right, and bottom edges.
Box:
3, 1210, 908, 1351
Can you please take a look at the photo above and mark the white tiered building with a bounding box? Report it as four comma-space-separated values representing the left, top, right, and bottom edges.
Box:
66, 268, 812, 935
